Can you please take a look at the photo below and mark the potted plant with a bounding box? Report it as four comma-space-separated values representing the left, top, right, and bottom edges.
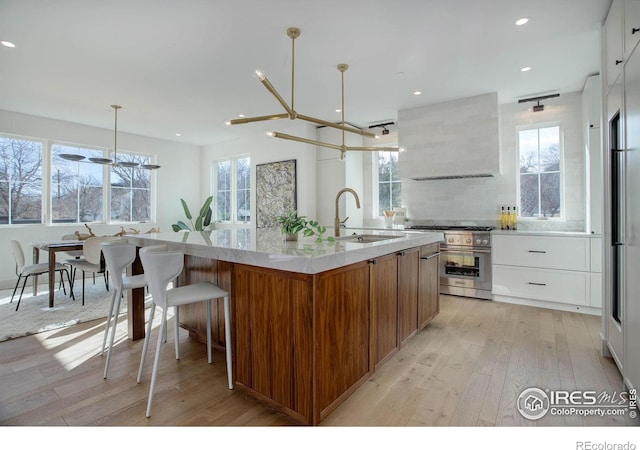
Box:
172, 196, 214, 232
277, 210, 308, 241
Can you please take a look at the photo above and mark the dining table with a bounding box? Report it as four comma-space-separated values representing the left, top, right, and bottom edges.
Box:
31, 240, 84, 308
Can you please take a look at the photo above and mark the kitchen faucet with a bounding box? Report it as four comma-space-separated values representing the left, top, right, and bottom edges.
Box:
334, 188, 361, 237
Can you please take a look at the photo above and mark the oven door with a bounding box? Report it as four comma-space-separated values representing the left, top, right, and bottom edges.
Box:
440, 246, 492, 292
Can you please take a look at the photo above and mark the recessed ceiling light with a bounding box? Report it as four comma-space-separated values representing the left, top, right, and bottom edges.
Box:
335, 109, 342, 113
175, 133, 182, 137
515, 18, 529, 26
238, 114, 245, 118
1, 41, 16, 48
521, 66, 532, 72
413, 91, 422, 96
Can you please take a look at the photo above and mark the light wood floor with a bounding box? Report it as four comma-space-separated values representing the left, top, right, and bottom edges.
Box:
0, 295, 636, 427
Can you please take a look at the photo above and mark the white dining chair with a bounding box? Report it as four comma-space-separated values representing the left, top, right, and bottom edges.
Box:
10, 240, 74, 311
67, 236, 119, 305
136, 246, 233, 418
100, 240, 148, 379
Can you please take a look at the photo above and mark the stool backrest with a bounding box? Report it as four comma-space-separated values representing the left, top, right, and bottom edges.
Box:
101, 240, 135, 291
139, 246, 184, 309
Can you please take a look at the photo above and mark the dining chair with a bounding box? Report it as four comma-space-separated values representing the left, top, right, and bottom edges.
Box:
10, 240, 74, 311
67, 236, 119, 305
136, 246, 233, 418
100, 240, 148, 379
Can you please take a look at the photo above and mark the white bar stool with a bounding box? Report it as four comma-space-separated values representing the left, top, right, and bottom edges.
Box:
136, 246, 233, 418
100, 240, 148, 379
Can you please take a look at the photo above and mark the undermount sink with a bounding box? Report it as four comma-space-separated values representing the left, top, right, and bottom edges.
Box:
338, 234, 402, 243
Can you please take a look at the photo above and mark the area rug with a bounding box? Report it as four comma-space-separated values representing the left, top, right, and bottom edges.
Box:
0, 282, 125, 342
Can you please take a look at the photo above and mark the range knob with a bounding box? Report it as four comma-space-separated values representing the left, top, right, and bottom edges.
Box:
476, 239, 482, 245
466, 238, 471, 244
448, 238, 454, 243
482, 239, 489, 245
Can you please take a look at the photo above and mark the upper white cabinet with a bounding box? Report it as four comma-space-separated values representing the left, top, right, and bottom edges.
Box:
605, 0, 623, 92
624, 0, 640, 58
583, 75, 603, 234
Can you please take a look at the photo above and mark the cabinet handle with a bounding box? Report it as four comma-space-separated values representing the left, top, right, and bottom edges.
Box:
527, 250, 547, 254
369, 259, 376, 265
528, 282, 547, 286
633, 27, 640, 34
397, 251, 406, 257
616, 59, 624, 65
420, 252, 441, 260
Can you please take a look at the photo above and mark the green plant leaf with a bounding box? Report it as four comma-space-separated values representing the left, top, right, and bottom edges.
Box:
177, 220, 190, 230
195, 215, 203, 231
203, 207, 212, 227
171, 224, 181, 232
316, 225, 326, 234
180, 198, 192, 220
303, 229, 314, 237
326, 236, 336, 243
199, 196, 213, 218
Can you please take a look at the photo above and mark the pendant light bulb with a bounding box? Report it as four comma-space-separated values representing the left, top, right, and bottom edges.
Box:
254, 69, 266, 82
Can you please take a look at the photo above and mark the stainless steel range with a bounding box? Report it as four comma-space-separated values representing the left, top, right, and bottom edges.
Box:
404, 225, 494, 300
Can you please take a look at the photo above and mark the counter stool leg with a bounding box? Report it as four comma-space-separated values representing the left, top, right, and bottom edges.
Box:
146, 307, 168, 418
206, 299, 212, 364
137, 303, 156, 383
103, 288, 123, 379
224, 295, 233, 389
174, 306, 180, 358
102, 288, 118, 354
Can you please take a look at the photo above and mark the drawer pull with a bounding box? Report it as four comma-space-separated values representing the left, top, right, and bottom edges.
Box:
528, 282, 547, 286
420, 252, 441, 260
633, 27, 640, 35
528, 250, 547, 254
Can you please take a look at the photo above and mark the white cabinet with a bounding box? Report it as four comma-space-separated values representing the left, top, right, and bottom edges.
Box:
583, 75, 603, 234
590, 237, 603, 308
624, 0, 640, 58
492, 234, 600, 313
606, 0, 624, 92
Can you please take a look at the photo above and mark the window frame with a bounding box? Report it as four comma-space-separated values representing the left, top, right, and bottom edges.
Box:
211, 154, 251, 225
375, 149, 402, 217
516, 122, 565, 220
0, 132, 158, 227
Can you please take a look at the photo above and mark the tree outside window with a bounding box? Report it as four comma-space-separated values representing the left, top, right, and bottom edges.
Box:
378, 151, 401, 216
214, 156, 251, 223
0, 137, 43, 224
518, 125, 562, 218
110, 153, 151, 222
52, 144, 104, 223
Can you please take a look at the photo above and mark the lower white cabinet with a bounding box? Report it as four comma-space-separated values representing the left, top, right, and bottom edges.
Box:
492, 233, 602, 314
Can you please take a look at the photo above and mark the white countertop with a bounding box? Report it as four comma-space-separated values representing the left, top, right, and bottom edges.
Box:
126, 228, 444, 274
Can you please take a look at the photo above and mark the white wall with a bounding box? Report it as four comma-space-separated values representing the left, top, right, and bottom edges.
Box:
202, 120, 318, 227
0, 110, 201, 288
397, 92, 586, 230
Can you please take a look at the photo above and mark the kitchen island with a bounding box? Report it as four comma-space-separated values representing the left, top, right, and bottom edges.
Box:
126, 227, 442, 425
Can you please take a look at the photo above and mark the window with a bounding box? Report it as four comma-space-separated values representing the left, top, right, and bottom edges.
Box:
0, 136, 43, 224
214, 156, 250, 222
378, 151, 401, 215
52, 144, 104, 223
110, 153, 152, 222
518, 125, 562, 218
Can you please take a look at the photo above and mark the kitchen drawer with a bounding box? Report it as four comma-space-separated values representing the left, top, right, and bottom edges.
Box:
493, 265, 588, 306
492, 235, 589, 271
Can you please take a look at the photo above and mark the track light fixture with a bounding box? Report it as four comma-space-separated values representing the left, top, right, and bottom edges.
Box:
228, 27, 399, 158
517, 93, 560, 112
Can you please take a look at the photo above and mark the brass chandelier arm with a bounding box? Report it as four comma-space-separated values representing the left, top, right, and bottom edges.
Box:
229, 113, 289, 125
346, 146, 399, 152
270, 131, 344, 151
295, 113, 377, 138
259, 76, 295, 117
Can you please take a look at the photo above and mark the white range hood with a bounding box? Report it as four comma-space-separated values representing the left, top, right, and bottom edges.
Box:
398, 92, 501, 180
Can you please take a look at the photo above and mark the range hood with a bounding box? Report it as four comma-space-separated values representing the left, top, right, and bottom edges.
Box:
398, 92, 501, 180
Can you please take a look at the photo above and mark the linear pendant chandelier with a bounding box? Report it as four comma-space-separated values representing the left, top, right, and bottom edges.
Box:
228, 27, 399, 159
59, 105, 160, 169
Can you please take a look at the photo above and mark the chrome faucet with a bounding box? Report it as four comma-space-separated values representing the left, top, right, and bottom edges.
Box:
334, 188, 361, 237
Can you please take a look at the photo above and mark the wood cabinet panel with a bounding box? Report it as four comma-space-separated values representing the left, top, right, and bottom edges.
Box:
371, 253, 398, 368
398, 248, 420, 345
418, 244, 440, 329
233, 264, 313, 420
316, 261, 370, 413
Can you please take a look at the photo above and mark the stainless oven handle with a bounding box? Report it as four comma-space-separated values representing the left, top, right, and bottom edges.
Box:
420, 252, 441, 260
440, 248, 491, 254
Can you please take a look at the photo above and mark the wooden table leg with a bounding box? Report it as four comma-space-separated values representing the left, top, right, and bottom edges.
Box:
48, 249, 56, 308
32, 246, 39, 296
127, 249, 146, 341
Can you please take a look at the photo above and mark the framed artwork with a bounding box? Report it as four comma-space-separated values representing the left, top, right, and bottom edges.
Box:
255, 159, 297, 228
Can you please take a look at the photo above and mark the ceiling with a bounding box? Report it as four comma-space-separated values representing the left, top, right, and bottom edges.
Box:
0, 0, 609, 147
